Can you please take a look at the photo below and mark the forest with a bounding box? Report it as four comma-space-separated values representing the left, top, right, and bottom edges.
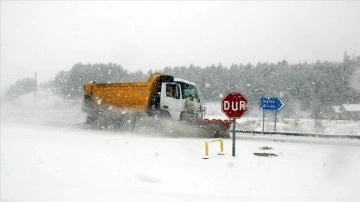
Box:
4, 53, 360, 119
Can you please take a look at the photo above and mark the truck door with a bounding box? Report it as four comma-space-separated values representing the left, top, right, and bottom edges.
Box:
160, 82, 182, 120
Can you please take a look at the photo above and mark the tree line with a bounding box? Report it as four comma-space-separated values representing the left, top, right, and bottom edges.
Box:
4, 53, 360, 118
162, 54, 360, 118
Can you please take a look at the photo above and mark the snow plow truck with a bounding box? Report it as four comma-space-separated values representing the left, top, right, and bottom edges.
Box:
82, 72, 231, 138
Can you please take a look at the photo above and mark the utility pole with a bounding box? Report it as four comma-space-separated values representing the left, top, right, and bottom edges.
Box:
34, 72, 37, 104
313, 81, 322, 132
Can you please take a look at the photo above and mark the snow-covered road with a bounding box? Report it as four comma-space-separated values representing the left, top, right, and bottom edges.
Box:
1, 120, 360, 202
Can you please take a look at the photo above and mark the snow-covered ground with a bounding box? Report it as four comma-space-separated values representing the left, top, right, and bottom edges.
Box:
205, 102, 360, 136
1, 89, 360, 201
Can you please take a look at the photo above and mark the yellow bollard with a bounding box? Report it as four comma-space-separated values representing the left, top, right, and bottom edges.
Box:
203, 141, 210, 159
203, 138, 224, 159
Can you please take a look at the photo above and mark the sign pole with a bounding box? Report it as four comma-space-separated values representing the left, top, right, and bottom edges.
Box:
274, 111, 277, 132
232, 118, 236, 157
262, 110, 265, 133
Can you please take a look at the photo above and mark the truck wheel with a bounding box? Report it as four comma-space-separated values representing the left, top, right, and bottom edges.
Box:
86, 113, 97, 124
151, 110, 171, 119
94, 114, 108, 130
180, 112, 196, 123
180, 112, 186, 122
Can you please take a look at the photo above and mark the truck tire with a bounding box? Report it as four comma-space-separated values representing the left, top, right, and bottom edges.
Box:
94, 114, 108, 130
85, 113, 97, 124
150, 110, 171, 119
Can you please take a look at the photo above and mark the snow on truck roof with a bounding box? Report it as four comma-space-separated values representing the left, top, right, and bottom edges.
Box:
174, 77, 196, 86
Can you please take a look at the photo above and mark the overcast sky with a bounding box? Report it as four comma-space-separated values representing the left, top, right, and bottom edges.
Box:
1, 1, 360, 94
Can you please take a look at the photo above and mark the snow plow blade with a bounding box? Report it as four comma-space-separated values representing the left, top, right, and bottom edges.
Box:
195, 119, 232, 138
155, 118, 232, 138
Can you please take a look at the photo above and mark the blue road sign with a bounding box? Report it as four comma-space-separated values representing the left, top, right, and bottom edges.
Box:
260, 97, 285, 111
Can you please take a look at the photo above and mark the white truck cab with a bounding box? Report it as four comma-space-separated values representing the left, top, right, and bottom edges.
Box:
160, 78, 202, 121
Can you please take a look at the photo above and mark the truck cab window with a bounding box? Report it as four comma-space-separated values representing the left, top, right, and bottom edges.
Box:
180, 83, 199, 99
166, 84, 176, 98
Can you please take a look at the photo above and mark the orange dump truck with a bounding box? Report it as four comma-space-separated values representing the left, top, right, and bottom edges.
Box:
82, 72, 231, 137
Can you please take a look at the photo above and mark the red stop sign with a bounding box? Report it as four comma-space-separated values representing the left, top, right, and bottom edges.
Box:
221, 92, 248, 118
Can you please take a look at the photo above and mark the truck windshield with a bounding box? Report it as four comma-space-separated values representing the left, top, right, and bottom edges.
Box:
180, 83, 199, 99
